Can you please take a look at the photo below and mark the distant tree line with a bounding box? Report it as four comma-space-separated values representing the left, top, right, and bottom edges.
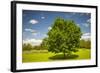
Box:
79, 39, 91, 49
22, 42, 47, 51
23, 39, 91, 51
23, 43, 33, 51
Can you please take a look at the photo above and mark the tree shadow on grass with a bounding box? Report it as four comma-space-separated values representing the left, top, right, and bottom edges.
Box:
49, 54, 79, 60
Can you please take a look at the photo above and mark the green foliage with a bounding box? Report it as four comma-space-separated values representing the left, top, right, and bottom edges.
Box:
23, 42, 48, 51
79, 39, 91, 49
32, 46, 41, 50
45, 17, 82, 57
23, 43, 33, 51
40, 38, 48, 50
33, 45, 47, 50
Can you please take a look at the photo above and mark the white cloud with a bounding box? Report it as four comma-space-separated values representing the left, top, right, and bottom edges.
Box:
77, 24, 80, 26
85, 23, 89, 27
48, 26, 52, 30
29, 19, 38, 24
72, 12, 76, 15
23, 39, 42, 46
86, 13, 90, 15
43, 34, 48, 38
83, 19, 91, 27
87, 19, 91, 23
80, 13, 90, 16
25, 28, 36, 32
24, 28, 38, 36
82, 23, 90, 27
81, 32, 91, 40
80, 13, 84, 16
82, 33, 90, 36
32, 33, 38, 36
41, 16, 45, 19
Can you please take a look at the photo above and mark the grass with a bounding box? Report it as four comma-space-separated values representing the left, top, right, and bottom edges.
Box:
22, 48, 91, 63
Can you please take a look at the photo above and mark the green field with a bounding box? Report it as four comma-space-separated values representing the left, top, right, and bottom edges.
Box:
22, 48, 91, 63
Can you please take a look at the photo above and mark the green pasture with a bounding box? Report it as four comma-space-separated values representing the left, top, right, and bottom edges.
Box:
22, 48, 91, 63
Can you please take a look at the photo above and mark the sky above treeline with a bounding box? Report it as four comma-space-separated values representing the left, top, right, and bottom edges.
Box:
22, 10, 91, 46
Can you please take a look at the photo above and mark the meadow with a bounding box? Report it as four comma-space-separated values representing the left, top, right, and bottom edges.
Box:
22, 48, 91, 63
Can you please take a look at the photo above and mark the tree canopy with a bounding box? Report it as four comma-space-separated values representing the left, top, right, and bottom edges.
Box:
44, 17, 82, 57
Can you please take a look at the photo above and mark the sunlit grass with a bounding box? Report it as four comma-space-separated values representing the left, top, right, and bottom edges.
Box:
22, 48, 91, 63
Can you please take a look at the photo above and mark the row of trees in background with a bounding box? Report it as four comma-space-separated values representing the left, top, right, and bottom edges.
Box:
23, 44, 33, 51
22, 43, 47, 51
23, 39, 91, 51
79, 39, 91, 49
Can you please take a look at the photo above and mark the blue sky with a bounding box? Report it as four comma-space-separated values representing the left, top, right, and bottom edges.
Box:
22, 10, 91, 45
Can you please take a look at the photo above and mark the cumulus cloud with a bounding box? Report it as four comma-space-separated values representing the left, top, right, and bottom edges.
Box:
29, 19, 38, 24
81, 33, 91, 40
80, 13, 84, 16
83, 19, 91, 27
43, 34, 48, 38
79, 13, 90, 16
82, 33, 90, 36
23, 39, 42, 46
87, 19, 91, 24
25, 28, 36, 32
86, 13, 90, 15
41, 16, 45, 19
82, 23, 90, 27
32, 33, 38, 36
24, 28, 38, 36
48, 26, 52, 30
84, 23, 89, 27
72, 12, 77, 15
77, 24, 80, 27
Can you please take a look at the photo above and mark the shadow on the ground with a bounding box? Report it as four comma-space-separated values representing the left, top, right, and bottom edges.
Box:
49, 54, 79, 60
